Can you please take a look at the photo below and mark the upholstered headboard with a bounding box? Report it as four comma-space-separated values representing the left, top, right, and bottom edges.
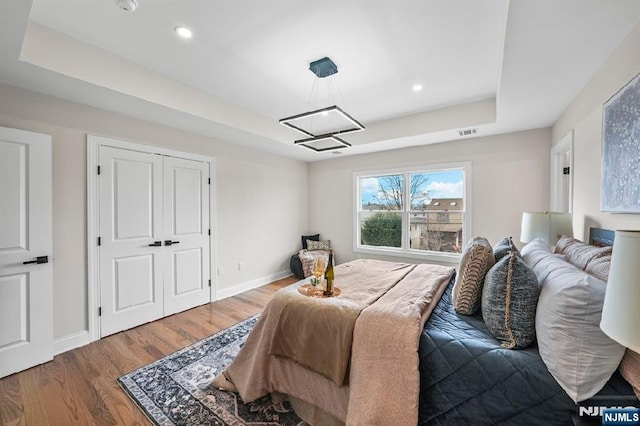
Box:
589, 227, 615, 247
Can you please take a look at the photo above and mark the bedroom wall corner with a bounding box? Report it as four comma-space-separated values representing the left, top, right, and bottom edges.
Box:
308, 128, 551, 264
0, 83, 309, 343
552, 20, 640, 240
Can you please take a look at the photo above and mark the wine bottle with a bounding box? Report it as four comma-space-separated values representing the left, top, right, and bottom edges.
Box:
324, 250, 334, 296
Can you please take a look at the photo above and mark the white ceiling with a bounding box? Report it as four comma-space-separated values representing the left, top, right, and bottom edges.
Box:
1, 0, 639, 162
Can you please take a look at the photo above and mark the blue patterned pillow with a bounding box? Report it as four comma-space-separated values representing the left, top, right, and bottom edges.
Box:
482, 251, 540, 349
493, 237, 520, 262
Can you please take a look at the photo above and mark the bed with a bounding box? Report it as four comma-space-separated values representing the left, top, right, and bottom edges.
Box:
214, 228, 639, 425
419, 270, 634, 425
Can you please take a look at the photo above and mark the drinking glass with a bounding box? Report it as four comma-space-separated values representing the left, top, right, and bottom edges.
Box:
311, 257, 326, 292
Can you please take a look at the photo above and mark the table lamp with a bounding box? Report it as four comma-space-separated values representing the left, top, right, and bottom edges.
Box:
600, 230, 640, 353
520, 211, 573, 245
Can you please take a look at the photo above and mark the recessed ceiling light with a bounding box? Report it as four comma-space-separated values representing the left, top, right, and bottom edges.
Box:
115, 0, 138, 13
412, 84, 423, 92
174, 26, 193, 39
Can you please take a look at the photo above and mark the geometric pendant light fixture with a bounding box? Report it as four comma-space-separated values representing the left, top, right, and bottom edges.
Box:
279, 57, 365, 152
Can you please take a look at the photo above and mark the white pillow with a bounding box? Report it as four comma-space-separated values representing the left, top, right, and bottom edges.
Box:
533, 254, 625, 402
521, 238, 566, 283
521, 238, 551, 263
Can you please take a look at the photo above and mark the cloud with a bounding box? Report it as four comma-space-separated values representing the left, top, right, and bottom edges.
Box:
360, 177, 379, 195
426, 180, 463, 198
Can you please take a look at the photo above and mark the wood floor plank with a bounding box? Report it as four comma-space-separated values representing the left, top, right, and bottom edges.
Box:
0, 374, 24, 426
70, 341, 151, 425
190, 307, 237, 332
127, 326, 178, 360
165, 314, 219, 341
92, 375, 151, 426
144, 321, 193, 351
38, 353, 113, 426
103, 333, 161, 376
0, 276, 292, 425
212, 297, 260, 321
71, 340, 118, 383
17, 368, 47, 426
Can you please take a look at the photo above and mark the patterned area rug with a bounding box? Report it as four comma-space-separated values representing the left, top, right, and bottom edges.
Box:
118, 315, 306, 425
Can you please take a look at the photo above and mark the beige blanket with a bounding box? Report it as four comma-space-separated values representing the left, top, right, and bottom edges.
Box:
213, 259, 454, 425
269, 261, 415, 385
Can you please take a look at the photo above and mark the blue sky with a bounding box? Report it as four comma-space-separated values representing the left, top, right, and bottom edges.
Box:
360, 169, 464, 205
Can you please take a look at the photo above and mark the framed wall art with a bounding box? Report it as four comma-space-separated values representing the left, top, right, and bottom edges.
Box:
601, 72, 640, 213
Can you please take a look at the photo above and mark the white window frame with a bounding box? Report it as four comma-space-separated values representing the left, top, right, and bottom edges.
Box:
353, 162, 471, 264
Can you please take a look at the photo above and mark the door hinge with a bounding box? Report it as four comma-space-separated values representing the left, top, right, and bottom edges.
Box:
98, 236, 101, 246
97, 165, 101, 175
563, 166, 570, 175
98, 307, 102, 316
208, 229, 211, 236
208, 177, 211, 185
208, 279, 211, 287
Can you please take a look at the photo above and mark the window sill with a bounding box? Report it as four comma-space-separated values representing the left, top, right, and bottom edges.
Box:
353, 246, 461, 264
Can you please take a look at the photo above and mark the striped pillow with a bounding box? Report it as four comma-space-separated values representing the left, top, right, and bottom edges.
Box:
584, 253, 611, 282
620, 350, 640, 399
298, 249, 330, 278
453, 237, 495, 315
555, 236, 612, 269
554, 235, 578, 254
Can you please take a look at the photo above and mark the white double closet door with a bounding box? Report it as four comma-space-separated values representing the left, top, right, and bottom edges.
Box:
98, 146, 211, 337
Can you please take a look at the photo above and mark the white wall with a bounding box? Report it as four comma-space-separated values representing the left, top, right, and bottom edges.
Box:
0, 84, 309, 341
3, 16, 637, 346
13, 36, 622, 341
308, 128, 551, 264
552, 21, 640, 240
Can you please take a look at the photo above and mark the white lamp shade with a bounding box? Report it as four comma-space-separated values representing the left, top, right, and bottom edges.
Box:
520, 212, 573, 244
600, 230, 640, 352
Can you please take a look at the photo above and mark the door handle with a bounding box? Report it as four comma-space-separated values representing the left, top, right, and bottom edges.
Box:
23, 255, 49, 265
164, 240, 180, 246
148, 241, 162, 247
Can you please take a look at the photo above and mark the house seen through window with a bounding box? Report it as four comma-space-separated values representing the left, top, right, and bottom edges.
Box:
355, 165, 468, 260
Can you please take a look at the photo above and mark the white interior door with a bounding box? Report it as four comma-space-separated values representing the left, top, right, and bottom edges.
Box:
163, 157, 210, 315
98, 146, 164, 337
0, 126, 53, 378
559, 151, 571, 212
551, 130, 574, 213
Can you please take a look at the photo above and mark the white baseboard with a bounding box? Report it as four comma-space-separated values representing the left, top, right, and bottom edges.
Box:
216, 270, 292, 300
53, 330, 91, 355
51, 270, 292, 354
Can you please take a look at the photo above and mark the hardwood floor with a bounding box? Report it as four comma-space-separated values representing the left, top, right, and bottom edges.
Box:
0, 276, 297, 426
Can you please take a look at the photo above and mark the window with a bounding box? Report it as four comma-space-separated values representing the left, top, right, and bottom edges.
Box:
354, 163, 470, 262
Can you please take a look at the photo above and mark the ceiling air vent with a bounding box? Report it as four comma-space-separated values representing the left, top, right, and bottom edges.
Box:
458, 128, 478, 137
